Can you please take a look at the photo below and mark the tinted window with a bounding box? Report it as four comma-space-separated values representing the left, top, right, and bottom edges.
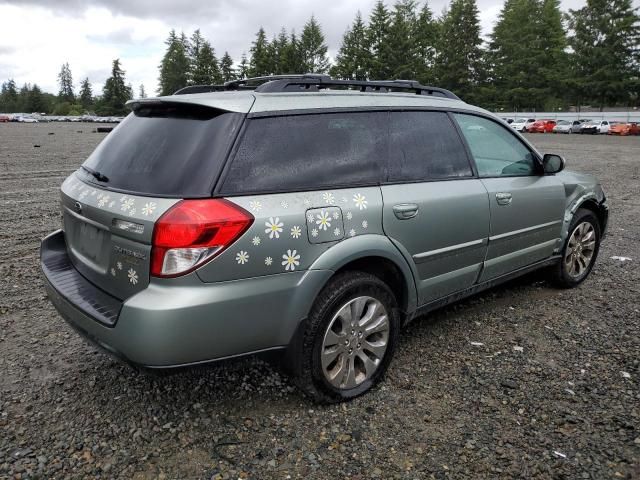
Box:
388, 112, 472, 181
454, 113, 538, 177
220, 112, 387, 194
81, 104, 243, 197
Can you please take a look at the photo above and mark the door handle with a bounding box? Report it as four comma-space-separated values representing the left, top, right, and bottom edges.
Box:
393, 203, 419, 219
495, 192, 512, 205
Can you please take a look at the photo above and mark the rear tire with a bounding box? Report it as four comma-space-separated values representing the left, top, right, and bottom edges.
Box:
550, 209, 601, 288
289, 271, 400, 403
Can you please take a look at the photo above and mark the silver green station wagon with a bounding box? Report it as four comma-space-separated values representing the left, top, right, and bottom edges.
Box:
41, 75, 608, 402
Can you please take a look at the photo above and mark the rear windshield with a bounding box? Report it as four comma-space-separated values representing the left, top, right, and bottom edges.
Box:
80, 103, 244, 197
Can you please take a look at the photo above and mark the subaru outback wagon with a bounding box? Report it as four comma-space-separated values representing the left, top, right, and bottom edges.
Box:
41, 75, 608, 403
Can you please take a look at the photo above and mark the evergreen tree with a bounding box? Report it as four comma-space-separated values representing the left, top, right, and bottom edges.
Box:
220, 52, 236, 82
299, 15, 330, 73
567, 0, 640, 108
238, 53, 250, 79
102, 59, 131, 115
414, 2, 439, 84
26, 84, 48, 113
270, 28, 290, 74
435, 0, 483, 102
249, 27, 272, 76
332, 11, 371, 80
189, 30, 222, 85
57, 62, 75, 102
79, 77, 93, 110
157, 30, 191, 95
282, 31, 304, 73
367, 1, 393, 79
386, 0, 420, 79
0, 79, 19, 112
139, 84, 146, 98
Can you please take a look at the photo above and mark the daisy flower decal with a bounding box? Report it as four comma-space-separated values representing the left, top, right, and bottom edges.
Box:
236, 251, 249, 265
290, 225, 302, 239
282, 249, 300, 271
141, 202, 157, 216
316, 210, 331, 231
127, 268, 138, 285
353, 193, 368, 210
252, 236, 261, 246
249, 200, 262, 212
322, 192, 335, 204
265, 257, 273, 266
265, 217, 284, 239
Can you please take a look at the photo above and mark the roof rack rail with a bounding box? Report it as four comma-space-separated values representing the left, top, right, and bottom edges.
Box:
255, 77, 460, 100
173, 74, 331, 95
173, 74, 460, 100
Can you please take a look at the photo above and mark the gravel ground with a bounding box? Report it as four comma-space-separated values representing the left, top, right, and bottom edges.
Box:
0, 123, 638, 479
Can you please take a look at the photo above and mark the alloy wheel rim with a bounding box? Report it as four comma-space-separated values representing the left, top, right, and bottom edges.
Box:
564, 221, 596, 278
320, 296, 390, 389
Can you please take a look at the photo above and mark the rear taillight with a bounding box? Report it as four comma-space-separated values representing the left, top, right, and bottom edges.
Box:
151, 199, 253, 277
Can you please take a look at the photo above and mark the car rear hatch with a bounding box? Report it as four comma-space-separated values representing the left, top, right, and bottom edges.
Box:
59, 98, 248, 301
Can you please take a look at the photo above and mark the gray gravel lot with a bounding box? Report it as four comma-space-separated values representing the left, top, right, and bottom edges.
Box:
0, 123, 638, 479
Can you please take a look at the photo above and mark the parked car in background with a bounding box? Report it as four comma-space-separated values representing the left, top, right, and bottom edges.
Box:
608, 122, 640, 136
581, 120, 610, 134
501, 117, 514, 124
511, 118, 535, 132
0, 115, 10, 123
15, 116, 39, 123
529, 119, 556, 133
552, 120, 572, 134
569, 120, 588, 133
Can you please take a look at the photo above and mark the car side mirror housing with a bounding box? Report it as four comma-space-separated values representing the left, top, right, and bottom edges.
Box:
542, 153, 565, 174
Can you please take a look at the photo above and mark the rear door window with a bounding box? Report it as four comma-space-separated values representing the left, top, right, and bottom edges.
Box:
388, 111, 473, 181
80, 103, 244, 197
219, 112, 388, 195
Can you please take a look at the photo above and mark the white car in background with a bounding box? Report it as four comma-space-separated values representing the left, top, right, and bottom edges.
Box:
15, 116, 38, 123
511, 118, 535, 132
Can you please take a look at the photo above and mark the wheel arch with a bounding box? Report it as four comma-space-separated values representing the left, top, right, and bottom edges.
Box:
307, 234, 418, 318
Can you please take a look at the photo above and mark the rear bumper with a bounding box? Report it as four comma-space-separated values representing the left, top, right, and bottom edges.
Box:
41, 230, 332, 367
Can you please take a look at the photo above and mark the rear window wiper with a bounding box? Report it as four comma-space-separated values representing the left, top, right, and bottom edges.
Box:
81, 165, 109, 182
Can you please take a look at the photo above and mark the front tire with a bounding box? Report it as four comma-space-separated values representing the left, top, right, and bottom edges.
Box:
290, 271, 400, 403
550, 209, 601, 288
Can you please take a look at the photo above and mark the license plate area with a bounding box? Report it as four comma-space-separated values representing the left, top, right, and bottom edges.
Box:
65, 212, 109, 270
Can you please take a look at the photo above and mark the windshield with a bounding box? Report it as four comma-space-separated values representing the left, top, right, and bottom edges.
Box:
557, 120, 569, 125
80, 104, 244, 197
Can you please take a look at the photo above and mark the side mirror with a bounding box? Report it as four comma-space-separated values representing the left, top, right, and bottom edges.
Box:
542, 153, 565, 174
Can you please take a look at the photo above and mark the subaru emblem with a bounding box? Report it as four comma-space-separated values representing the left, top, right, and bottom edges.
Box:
74, 201, 82, 213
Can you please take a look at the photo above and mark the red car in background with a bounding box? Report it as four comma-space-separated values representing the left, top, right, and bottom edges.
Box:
0, 115, 10, 123
608, 122, 640, 136
528, 119, 557, 133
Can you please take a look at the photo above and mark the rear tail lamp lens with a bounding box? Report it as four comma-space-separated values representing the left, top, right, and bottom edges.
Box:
151, 199, 253, 277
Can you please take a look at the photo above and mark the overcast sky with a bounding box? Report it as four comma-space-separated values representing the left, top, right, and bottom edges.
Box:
0, 0, 634, 96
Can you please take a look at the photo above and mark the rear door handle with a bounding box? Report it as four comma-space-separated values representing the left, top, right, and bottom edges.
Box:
495, 192, 512, 205
393, 203, 419, 220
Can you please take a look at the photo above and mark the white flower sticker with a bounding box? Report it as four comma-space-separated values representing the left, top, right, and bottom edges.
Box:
120, 198, 134, 211
142, 202, 156, 216
236, 251, 249, 265
307, 213, 315, 224
349, 229, 356, 237
249, 200, 262, 212
362, 220, 368, 229
353, 193, 368, 210
316, 210, 331, 231
334, 227, 341, 237
265, 256, 273, 266
346, 211, 353, 220
127, 268, 138, 285
290, 226, 302, 239
119, 195, 128, 203
116, 262, 123, 270
311, 228, 319, 237
322, 192, 335, 204
128, 208, 137, 217
265, 217, 284, 239
90, 190, 97, 196
252, 236, 261, 246
282, 249, 300, 271
332, 211, 340, 220
110, 268, 116, 276
98, 195, 110, 208
78, 190, 88, 200
280, 200, 289, 209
